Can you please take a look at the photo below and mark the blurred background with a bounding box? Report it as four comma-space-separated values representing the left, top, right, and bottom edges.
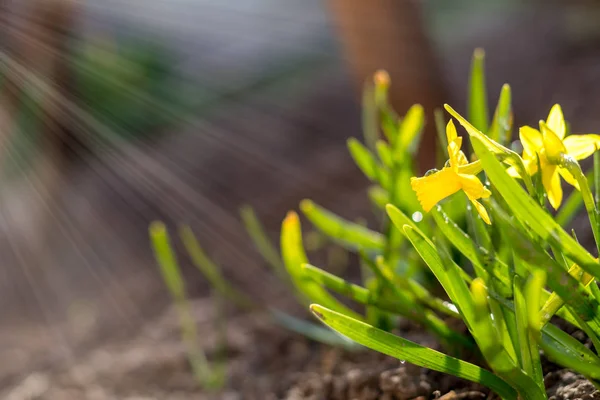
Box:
1, 0, 600, 397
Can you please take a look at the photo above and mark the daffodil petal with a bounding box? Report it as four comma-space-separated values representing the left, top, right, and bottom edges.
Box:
456, 150, 469, 166
470, 199, 491, 225
506, 166, 520, 178
547, 104, 566, 139
457, 160, 482, 175
458, 173, 491, 200
410, 168, 461, 212
558, 167, 580, 190
446, 119, 458, 143
527, 158, 539, 176
519, 126, 543, 159
508, 157, 540, 179
541, 163, 562, 210
541, 121, 567, 164
448, 136, 463, 168
563, 134, 600, 160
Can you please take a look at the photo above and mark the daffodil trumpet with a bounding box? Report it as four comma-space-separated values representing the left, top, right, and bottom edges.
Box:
411, 120, 491, 224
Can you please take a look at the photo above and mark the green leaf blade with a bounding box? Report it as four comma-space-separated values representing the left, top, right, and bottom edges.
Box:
301, 199, 385, 251
310, 304, 517, 400
281, 212, 363, 320
468, 48, 489, 133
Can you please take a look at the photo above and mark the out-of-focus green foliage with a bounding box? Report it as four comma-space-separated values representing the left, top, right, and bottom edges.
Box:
73, 36, 189, 141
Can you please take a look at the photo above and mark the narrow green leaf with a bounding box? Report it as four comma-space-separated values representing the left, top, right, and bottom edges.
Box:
303, 263, 376, 308
555, 168, 594, 228
361, 80, 379, 152
564, 307, 600, 354
560, 155, 600, 257
347, 137, 389, 188
556, 189, 583, 227
364, 257, 473, 348
540, 263, 594, 325
360, 253, 460, 319
540, 323, 600, 380
376, 140, 393, 169
310, 304, 517, 400
367, 185, 388, 210
149, 222, 217, 387
239, 205, 286, 279
434, 108, 448, 163
269, 308, 359, 350
488, 84, 512, 145
395, 104, 425, 158
431, 207, 511, 293
300, 199, 385, 251
470, 278, 499, 352
150, 222, 186, 301
386, 203, 427, 239
303, 262, 454, 335
179, 225, 253, 309
515, 275, 544, 387
468, 48, 489, 133
469, 278, 545, 400
595, 151, 600, 206
281, 212, 362, 320
402, 225, 475, 324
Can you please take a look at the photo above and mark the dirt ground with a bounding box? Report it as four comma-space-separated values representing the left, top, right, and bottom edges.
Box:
2, 298, 599, 400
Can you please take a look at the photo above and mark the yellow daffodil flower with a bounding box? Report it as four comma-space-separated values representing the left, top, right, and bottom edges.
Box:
513, 104, 600, 209
411, 120, 491, 224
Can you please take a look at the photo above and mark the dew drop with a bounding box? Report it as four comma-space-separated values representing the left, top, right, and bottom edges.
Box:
466, 204, 472, 211
400, 360, 406, 364
411, 211, 423, 223
543, 313, 551, 321
443, 301, 458, 313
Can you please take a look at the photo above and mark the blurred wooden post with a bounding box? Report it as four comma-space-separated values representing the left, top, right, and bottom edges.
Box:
326, 0, 446, 170
0, 0, 78, 256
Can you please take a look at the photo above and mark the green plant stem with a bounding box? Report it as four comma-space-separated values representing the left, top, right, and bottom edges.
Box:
560, 155, 600, 257
179, 225, 255, 310
239, 205, 287, 281
149, 222, 219, 389
595, 151, 600, 206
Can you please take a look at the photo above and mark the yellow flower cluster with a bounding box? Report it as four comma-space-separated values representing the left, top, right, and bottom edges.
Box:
411, 105, 600, 221
511, 105, 600, 209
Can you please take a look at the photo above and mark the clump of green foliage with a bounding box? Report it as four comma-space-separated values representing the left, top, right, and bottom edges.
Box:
293, 50, 600, 399
153, 49, 600, 398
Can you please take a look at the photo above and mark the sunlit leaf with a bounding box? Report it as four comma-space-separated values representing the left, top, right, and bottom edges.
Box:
310, 304, 517, 400
301, 199, 385, 252
468, 48, 489, 133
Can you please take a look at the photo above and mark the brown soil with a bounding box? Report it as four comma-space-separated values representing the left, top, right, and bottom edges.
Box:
2, 298, 598, 400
